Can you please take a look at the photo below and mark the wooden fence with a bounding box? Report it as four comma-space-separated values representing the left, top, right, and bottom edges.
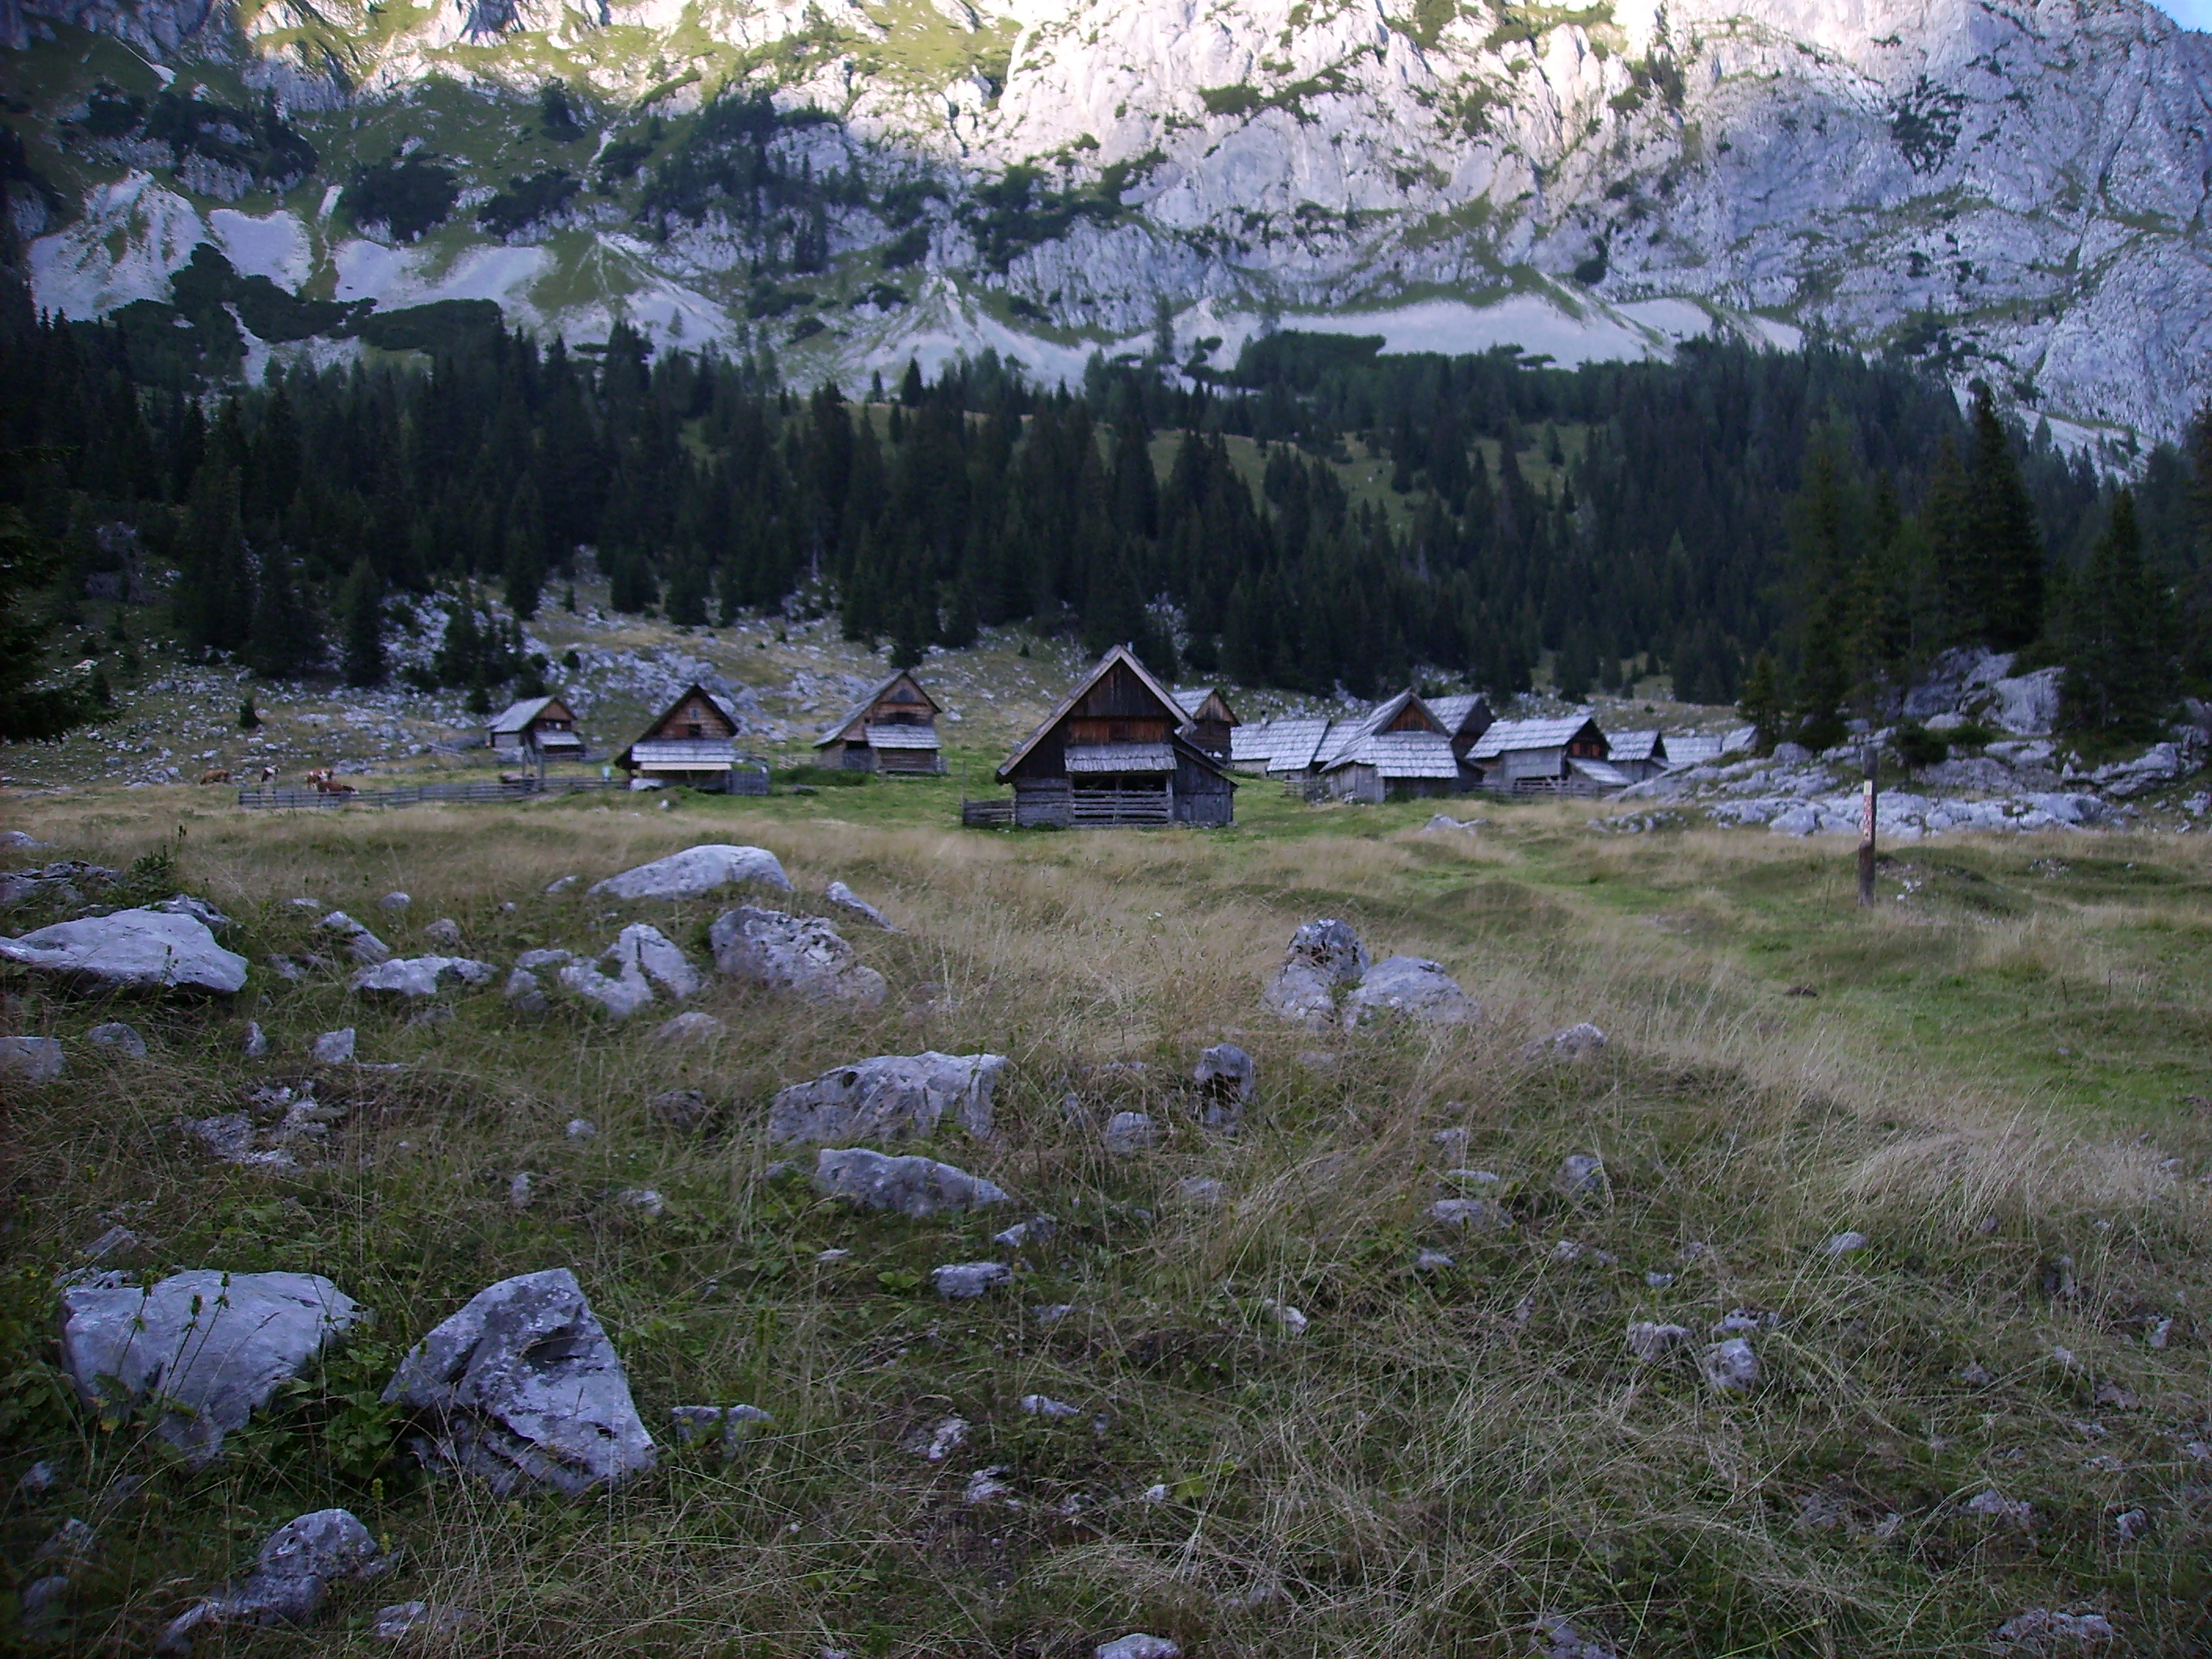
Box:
236, 777, 622, 811
959, 798, 1016, 828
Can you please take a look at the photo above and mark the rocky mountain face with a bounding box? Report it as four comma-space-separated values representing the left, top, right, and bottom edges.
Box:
10, 0, 2212, 441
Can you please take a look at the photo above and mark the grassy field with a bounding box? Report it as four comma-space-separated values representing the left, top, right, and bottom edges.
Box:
6, 781, 2212, 1656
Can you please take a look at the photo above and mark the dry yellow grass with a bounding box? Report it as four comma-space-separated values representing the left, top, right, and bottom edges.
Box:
5, 790, 2212, 1654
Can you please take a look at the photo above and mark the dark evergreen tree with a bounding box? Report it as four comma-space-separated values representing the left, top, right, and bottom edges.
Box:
339, 556, 386, 687
2060, 490, 2175, 738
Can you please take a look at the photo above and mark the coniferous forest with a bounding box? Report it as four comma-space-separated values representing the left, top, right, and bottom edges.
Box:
2, 258, 2207, 747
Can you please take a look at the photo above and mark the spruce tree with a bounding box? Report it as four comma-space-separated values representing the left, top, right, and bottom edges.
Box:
2060, 489, 2174, 738
0, 466, 86, 740
1964, 385, 2043, 649
246, 547, 321, 679
339, 557, 386, 687
1738, 651, 1785, 755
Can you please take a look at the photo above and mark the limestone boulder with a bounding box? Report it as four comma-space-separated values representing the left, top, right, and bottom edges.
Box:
1, 1035, 64, 1081
588, 844, 792, 900
558, 925, 701, 1020
382, 1268, 656, 1496
813, 1148, 1010, 1217
350, 956, 498, 998
1342, 956, 1478, 1027
60, 1270, 361, 1461
0, 908, 248, 994
825, 880, 896, 929
1264, 919, 1368, 1026
156, 1508, 388, 1651
768, 1051, 1005, 1145
710, 906, 886, 1005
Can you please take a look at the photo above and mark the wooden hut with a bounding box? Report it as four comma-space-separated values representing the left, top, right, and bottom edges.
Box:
1317, 690, 1468, 803
990, 646, 1236, 827
812, 670, 945, 775
1170, 687, 1241, 760
1422, 693, 1496, 764
488, 694, 585, 761
617, 683, 759, 791
1467, 713, 1620, 793
1606, 730, 1671, 782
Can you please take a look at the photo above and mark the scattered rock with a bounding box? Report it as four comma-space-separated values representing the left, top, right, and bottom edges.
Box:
372, 1601, 479, 1643
80, 1223, 139, 1261
1965, 1489, 2034, 1527
1097, 1633, 1181, 1659
1701, 1337, 1760, 1392
1104, 1111, 1160, 1153
1990, 1607, 2115, 1647
933, 1261, 1013, 1298
1264, 918, 1368, 1026
86, 1020, 148, 1058
812, 1148, 1011, 1216
421, 917, 463, 947
558, 924, 701, 1020
317, 912, 393, 966
1821, 1230, 1871, 1257
1525, 1022, 1606, 1059
654, 1010, 727, 1043
668, 1404, 772, 1448
825, 880, 895, 928
994, 1215, 1057, 1248
1021, 1393, 1081, 1419
1413, 1248, 1456, 1270
383, 1268, 657, 1496
649, 1089, 712, 1132
312, 1028, 357, 1065
351, 956, 498, 998
1626, 1321, 1692, 1361
379, 892, 411, 912
156, 1508, 388, 1653
0, 1034, 64, 1082
544, 875, 578, 895
768, 1052, 1006, 1145
1958, 1361, 1995, 1386
34, 1517, 96, 1564
918, 1416, 968, 1460
1263, 1299, 1309, 1335
1342, 956, 1477, 1027
502, 968, 550, 1014
1429, 1198, 1504, 1229
507, 1172, 535, 1208
243, 1021, 269, 1057
2115, 1507, 2148, 1542
1193, 1042, 1254, 1130
588, 844, 792, 899
60, 1271, 361, 1461
618, 1187, 665, 1218
1535, 1614, 1625, 1659
710, 906, 886, 1005
1558, 1154, 1606, 1194
1423, 813, 1481, 832
1174, 1176, 1225, 1206
0, 908, 249, 994
566, 1118, 596, 1141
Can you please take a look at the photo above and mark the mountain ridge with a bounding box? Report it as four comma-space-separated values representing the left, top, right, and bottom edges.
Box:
7, 0, 2212, 445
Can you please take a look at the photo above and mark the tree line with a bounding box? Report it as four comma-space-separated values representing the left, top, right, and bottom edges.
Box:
1, 258, 2204, 743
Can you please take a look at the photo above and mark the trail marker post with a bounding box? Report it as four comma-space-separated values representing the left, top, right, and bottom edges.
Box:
1857, 744, 1878, 908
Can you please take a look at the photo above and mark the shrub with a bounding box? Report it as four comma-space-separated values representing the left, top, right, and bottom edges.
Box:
346, 154, 460, 242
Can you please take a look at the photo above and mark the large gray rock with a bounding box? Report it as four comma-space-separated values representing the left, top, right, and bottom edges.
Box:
1264, 919, 1368, 1026
350, 955, 498, 998
588, 844, 792, 900
87, 1020, 147, 1057
1342, 956, 1478, 1027
558, 923, 701, 1020
60, 1271, 361, 1461
1193, 1042, 1254, 1131
813, 1147, 1011, 1217
316, 912, 393, 966
0, 908, 248, 994
156, 1508, 387, 1652
710, 906, 886, 1005
767, 1051, 1006, 1145
382, 1268, 656, 1496
0, 1035, 64, 1081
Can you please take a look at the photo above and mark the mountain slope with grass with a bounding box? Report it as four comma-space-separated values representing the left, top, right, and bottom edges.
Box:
5, 0, 2212, 445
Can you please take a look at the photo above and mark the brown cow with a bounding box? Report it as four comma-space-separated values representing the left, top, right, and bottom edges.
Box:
199, 767, 233, 785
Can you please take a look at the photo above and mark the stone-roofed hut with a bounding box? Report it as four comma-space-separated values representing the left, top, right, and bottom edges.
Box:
1317, 690, 1470, 803
617, 683, 764, 793
989, 646, 1236, 827
1170, 687, 1241, 760
1467, 713, 1617, 792
488, 694, 584, 761
1422, 693, 1496, 764
811, 669, 945, 775
1606, 729, 1671, 782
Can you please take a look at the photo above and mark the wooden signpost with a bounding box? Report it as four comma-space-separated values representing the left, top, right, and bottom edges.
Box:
1858, 745, 1879, 907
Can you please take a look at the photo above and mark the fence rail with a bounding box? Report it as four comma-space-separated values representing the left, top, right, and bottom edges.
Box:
236, 777, 623, 811
1071, 789, 1173, 826
960, 798, 1016, 827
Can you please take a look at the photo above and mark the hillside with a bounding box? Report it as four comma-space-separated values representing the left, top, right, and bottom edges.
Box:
5, 0, 2212, 448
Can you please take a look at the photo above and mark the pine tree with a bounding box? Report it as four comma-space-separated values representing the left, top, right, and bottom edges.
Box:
2060, 489, 2175, 738
246, 547, 321, 679
1964, 385, 2044, 649
339, 557, 386, 687
0, 464, 86, 740
1738, 650, 1785, 756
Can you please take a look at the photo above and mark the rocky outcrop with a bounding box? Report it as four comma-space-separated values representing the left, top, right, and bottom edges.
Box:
558, 924, 701, 1020
710, 906, 886, 1005
350, 955, 498, 998
1343, 957, 1478, 1028
0, 1034, 64, 1081
588, 844, 791, 900
60, 1270, 361, 1461
156, 1508, 389, 1653
1263, 919, 1369, 1027
383, 1268, 657, 1496
0, 907, 248, 994
812, 1147, 1011, 1216
767, 1051, 1005, 1145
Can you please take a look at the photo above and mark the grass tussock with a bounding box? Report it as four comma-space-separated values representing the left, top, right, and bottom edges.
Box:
5, 792, 2212, 1654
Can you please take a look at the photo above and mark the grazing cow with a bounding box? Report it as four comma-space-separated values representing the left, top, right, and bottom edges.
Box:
256, 764, 277, 785
199, 767, 233, 785
306, 767, 356, 797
